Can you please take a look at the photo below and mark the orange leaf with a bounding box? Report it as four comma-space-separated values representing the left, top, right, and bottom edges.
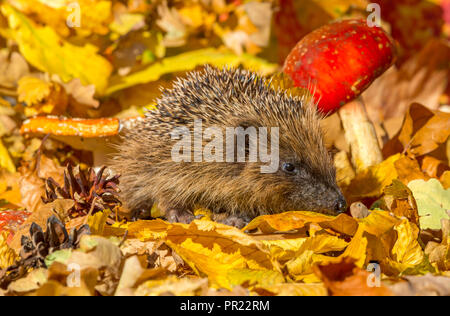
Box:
421, 156, 450, 178
314, 257, 392, 296
244, 211, 358, 236
394, 155, 429, 184
383, 103, 450, 158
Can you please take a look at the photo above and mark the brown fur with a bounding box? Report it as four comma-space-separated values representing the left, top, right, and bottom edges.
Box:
111, 67, 346, 224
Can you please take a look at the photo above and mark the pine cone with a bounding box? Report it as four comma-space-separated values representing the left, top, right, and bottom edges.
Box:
43, 164, 121, 218
0, 216, 89, 289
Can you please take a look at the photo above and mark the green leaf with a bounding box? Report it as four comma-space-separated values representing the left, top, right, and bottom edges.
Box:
45, 249, 73, 268
0, 4, 112, 95
106, 48, 278, 95
407, 179, 450, 230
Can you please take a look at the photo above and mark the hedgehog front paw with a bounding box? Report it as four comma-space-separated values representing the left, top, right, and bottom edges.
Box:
165, 208, 195, 224
214, 214, 252, 229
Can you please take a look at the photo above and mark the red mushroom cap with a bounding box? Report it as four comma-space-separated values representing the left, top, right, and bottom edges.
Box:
283, 19, 397, 115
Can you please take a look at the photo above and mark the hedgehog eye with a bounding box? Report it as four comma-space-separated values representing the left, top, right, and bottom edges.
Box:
282, 163, 296, 173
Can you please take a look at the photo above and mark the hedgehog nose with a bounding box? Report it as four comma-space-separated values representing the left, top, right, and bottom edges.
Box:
334, 197, 347, 214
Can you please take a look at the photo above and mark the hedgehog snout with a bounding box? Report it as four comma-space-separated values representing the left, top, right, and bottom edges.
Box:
334, 195, 347, 214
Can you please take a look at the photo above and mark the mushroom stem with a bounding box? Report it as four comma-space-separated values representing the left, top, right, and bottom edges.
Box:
338, 97, 383, 171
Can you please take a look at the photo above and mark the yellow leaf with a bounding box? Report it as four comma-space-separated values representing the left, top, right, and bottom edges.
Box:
0, 232, 18, 269
1, 4, 112, 94
166, 238, 271, 289
340, 225, 368, 268
285, 234, 348, 278
17, 76, 52, 105
128, 219, 275, 289
87, 209, 111, 236
339, 210, 401, 268
106, 48, 278, 94
0, 139, 16, 173
339, 210, 429, 274
8, 0, 112, 37
193, 207, 213, 221
262, 238, 308, 262
254, 282, 328, 296
244, 211, 358, 236
345, 154, 403, 201
225, 268, 285, 288
387, 219, 426, 274
286, 250, 316, 276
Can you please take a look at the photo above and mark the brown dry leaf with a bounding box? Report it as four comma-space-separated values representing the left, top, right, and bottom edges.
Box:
62, 78, 100, 109
115, 256, 167, 296
135, 276, 208, 296
379, 180, 420, 225
202, 285, 249, 296
363, 40, 450, 125
314, 257, 392, 296
244, 211, 358, 236
388, 274, 450, 296
383, 103, 450, 158
425, 219, 449, 271
9, 199, 73, 251
6, 268, 48, 294
18, 154, 65, 214
32, 262, 98, 296
0, 50, 29, 89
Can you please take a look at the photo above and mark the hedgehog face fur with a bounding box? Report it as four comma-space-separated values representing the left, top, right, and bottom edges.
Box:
112, 67, 347, 225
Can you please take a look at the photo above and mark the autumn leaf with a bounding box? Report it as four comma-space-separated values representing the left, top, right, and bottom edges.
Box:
244, 211, 358, 236
135, 276, 207, 296
383, 103, 450, 158
128, 219, 275, 289
87, 209, 111, 236
106, 48, 278, 94
314, 257, 392, 296
17, 76, 68, 116
0, 138, 16, 173
0, 50, 29, 89
343, 154, 403, 203
387, 219, 428, 275
407, 179, 450, 230
378, 180, 420, 225
0, 232, 18, 269
7, 0, 112, 37
254, 282, 328, 296
0, 3, 113, 94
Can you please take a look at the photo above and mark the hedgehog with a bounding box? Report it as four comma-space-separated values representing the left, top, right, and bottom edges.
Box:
111, 67, 346, 228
